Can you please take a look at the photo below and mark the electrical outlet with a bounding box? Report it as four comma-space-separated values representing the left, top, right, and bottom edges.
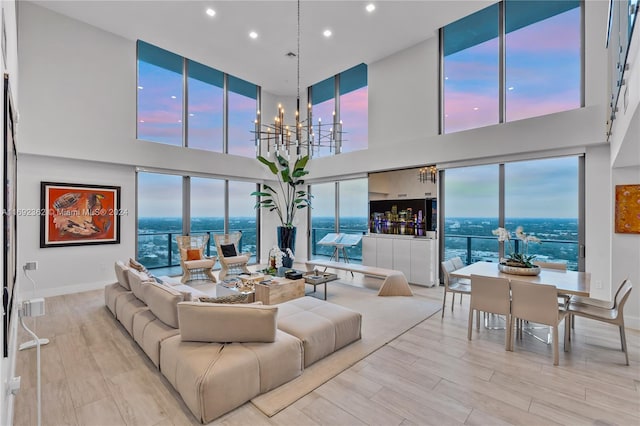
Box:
8, 376, 21, 395
24, 261, 38, 271
595, 280, 603, 289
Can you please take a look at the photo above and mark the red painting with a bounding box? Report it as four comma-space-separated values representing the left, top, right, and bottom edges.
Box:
40, 182, 121, 247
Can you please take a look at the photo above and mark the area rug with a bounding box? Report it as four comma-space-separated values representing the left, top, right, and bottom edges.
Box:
250, 281, 441, 417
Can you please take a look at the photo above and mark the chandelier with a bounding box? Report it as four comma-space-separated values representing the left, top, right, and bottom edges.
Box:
252, 0, 344, 159
418, 166, 437, 184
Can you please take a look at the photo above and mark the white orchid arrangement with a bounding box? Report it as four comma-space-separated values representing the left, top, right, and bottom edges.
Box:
266, 245, 295, 273
492, 226, 541, 268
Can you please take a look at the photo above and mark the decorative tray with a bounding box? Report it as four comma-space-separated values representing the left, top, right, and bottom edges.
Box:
303, 271, 338, 285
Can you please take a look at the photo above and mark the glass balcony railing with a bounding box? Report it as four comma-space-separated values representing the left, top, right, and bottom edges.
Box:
137, 228, 255, 269
311, 227, 368, 262
444, 233, 580, 271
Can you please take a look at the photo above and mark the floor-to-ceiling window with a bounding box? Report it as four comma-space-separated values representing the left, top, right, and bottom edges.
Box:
190, 177, 225, 257
442, 156, 582, 270
309, 64, 368, 157
137, 172, 183, 268
137, 41, 184, 146
504, 157, 579, 269
310, 182, 336, 257
137, 41, 258, 156
137, 173, 258, 269
228, 76, 258, 158
310, 77, 336, 158
338, 64, 368, 154
187, 60, 224, 152
443, 4, 500, 134
337, 178, 368, 261
442, 0, 582, 134
443, 165, 499, 264
309, 178, 368, 262
505, 1, 581, 121
228, 180, 259, 261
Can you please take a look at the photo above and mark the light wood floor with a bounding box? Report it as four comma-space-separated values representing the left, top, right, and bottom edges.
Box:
12, 274, 640, 426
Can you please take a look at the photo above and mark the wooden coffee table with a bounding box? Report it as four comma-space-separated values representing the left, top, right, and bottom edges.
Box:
254, 277, 305, 305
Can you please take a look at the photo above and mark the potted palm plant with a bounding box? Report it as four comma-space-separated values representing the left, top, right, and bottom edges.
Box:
251, 154, 312, 267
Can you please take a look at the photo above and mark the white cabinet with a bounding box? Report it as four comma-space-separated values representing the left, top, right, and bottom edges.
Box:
410, 238, 436, 286
376, 238, 394, 270
392, 238, 411, 281
362, 236, 376, 267
362, 235, 437, 286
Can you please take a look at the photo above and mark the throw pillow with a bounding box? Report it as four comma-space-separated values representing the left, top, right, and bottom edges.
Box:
220, 243, 238, 257
186, 249, 202, 261
129, 258, 163, 284
199, 293, 249, 304
129, 258, 148, 273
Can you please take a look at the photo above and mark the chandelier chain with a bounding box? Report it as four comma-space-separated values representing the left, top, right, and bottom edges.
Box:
297, 0, 301, 102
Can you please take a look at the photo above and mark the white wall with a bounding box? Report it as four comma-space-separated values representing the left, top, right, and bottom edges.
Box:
608, 19, 640, 328
17, 155, 136, 297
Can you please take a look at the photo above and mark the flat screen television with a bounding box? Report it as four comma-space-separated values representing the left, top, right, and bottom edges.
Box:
369, 198, 436, 236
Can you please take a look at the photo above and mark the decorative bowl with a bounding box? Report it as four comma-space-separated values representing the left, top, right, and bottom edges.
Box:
498, 263, 541, 276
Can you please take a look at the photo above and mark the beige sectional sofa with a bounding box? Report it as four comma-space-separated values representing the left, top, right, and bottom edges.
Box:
104, 260, 362, 423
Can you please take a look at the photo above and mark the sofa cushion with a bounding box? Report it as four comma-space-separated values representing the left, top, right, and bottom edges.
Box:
144, 282, 184, 328
133, 310, 180, 367
160, 336, 261, 423
277, 296, 362, 367
114, 261, 131, 290
241, 330, 303, 392
115, 292, 149, 335
127, 269, 152, 303
104, 282, 130, 317
178, 302, 277, 343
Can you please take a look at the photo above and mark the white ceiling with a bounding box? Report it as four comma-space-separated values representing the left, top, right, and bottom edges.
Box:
30, 0, 494, 95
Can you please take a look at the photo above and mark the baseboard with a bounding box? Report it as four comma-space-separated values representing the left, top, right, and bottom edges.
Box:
31, 280, 113, 299
625, 315, 640, 331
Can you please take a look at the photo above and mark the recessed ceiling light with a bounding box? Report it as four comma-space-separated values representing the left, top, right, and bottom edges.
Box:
249, 31, 258, 39
178, 120, 182, 123
473, 107, 479, 111
139, 120, 145, 123
323, 29, 332, 38
171, 95, 177, 99
366, 3, 376, 13
137, 86, 144, 90
508, 86, 515, 91
189, 113, 195, 117
206, 8, 215, 17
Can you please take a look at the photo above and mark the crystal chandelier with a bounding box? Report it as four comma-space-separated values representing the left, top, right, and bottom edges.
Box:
253, 0, 344, 159
418, 166, 437, 184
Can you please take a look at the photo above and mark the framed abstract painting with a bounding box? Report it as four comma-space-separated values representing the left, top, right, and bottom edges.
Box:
40, 182, 122, 247
615, 184, 640, 234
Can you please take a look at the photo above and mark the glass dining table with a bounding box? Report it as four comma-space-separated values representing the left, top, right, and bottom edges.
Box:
450, 261, 591, 296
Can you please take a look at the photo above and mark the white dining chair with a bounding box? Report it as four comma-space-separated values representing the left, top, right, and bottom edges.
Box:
509, 279, 569, 365
441, 260, 471, 318
468, 275, 511, 350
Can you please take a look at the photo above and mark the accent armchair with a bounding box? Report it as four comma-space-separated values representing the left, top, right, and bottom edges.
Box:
176, 235, 217, 284
214, 232, 251, 280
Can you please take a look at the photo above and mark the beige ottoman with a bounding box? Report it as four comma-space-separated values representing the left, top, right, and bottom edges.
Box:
160, 330, 303, 423
276, 296, 362, 367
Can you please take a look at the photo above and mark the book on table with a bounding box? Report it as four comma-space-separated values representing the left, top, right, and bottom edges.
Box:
317, 233, 363, 247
